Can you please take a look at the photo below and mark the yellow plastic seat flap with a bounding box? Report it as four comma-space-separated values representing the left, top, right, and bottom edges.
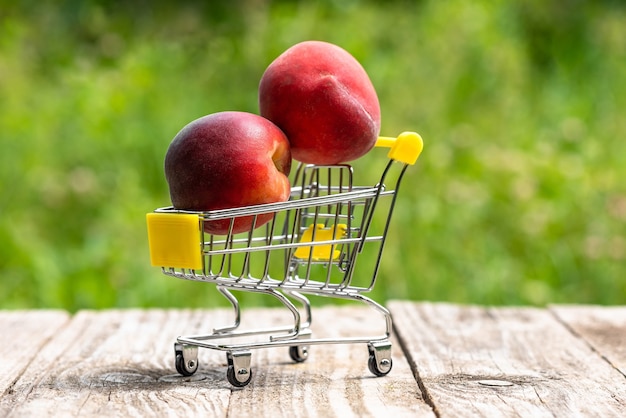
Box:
294, 223, 348, 261
146, 212, 203, 270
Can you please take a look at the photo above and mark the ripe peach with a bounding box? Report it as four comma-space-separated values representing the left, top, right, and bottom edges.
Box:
259, 40, 381, 164
164, 111, 291, 235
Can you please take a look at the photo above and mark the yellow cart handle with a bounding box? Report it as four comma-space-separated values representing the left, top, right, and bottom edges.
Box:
375, 132, 423, 165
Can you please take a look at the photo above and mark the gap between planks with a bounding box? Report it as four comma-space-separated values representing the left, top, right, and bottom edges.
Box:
389, 301, 626, 418
4, 303, 625, 417
0, 306, 430, 418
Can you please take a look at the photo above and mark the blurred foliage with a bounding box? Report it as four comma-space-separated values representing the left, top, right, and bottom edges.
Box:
1, 0, 625, 311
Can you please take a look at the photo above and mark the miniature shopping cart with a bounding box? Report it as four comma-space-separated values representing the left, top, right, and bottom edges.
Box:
146, 132, 423, 387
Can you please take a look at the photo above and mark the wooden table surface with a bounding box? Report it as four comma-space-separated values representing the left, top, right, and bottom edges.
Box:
1, 302, 625, 417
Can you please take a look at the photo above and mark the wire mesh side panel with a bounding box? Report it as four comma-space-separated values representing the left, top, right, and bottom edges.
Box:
284, 162, 402, 293
194, 164, 352, 288
286, 164, 355, 288
198, 211, 289, 287
192, 164, 394, 292
156, 161, 404, 294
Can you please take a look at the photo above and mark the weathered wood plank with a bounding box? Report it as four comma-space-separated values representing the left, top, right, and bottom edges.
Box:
0, 310, 69, 396
389, 301, 626, 417
0, 309, 234, 417
551, 305, 626, 377
227, 305, 433, 418
0, 306, 430, 417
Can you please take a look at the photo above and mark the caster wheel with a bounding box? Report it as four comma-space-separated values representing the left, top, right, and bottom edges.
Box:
289, 345, 309, 363
175, 353, 198, 376
227, 364, 253, 387
368, 354, 392, 377
367, 341, 392, 377
174, 344, 199, 376
226, 351, 253, 387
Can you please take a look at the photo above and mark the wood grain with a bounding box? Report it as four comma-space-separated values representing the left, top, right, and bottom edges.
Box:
388, 301, 626, 417
0, 310, 69, 396
0, 309, 234, 417
227, 306, 433, 418
0, 306, 430, 417
551, 305, 626, 377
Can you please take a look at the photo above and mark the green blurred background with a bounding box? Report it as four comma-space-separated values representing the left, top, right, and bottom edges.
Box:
2, 0, 625, 311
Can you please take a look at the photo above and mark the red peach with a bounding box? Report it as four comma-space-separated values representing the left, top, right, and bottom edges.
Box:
259, 40, 381, 165
164, 111, 291, 235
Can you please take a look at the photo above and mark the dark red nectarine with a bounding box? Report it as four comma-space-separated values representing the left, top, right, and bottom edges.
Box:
259, 40, 381, 165
164, 111, 291, 235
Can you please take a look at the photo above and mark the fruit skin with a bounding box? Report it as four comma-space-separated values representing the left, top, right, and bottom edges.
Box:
259, 40, 381, 165
164, 111, 292, 235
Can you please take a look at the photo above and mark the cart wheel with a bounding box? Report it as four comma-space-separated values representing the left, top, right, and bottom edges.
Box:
174, 343, 199, 376
367, 341, 393, 377
368, 354, 392, 377
227, 364, 253, 387
175, 354, 197, 376
226, 351, 253, 388
289, 345, 309, 363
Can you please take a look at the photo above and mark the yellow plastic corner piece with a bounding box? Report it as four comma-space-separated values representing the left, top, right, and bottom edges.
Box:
146, 212, 203, 270
376, 132, 424, 165
294, 223, 348, 261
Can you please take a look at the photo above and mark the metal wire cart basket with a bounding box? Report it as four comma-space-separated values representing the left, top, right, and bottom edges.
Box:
146, 132, 423, 387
